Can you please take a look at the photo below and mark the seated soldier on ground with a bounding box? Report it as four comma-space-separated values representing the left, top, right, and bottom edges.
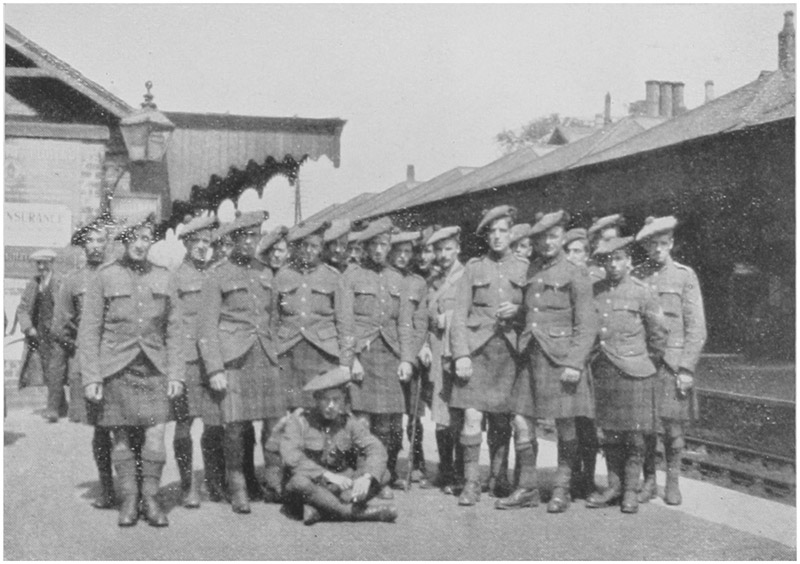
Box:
279, 368, 399, 525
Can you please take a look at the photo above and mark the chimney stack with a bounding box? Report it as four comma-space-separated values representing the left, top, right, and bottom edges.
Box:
705, 80, 715, 103
779, 10, 795, 73
659, 82, 673, 117
671, 82, 686, 115
645, 80, 660, 117
604, 92, 612, 124
406, 164, 415, 183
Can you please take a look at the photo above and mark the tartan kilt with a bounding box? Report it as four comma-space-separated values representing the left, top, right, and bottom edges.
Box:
279, 339, 339, 410
349, 337, 405, 415
96, 354, 169, 428
222, 343, 286, 423
402, 365, 431, 419
655, 365, 697, 423
591, 356, 657, 433
66, 355, 103, 426
449, 335, 516, 414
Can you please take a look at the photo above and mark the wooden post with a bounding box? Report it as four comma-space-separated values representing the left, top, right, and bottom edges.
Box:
294, 177, 302, 224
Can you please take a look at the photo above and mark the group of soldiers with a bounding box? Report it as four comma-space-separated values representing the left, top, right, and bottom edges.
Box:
15, 202, 706, 528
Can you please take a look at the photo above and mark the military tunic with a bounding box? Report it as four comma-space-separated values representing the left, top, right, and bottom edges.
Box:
591, 275, 668, 432
51, 265, 102, 424
449, 252, 527, 413
173, 258, 223, 425
426, 260, 465, 425
198, 256, 285, 422
336, 261, 415, 414
78, 259, 183, 427
514, 255, 596, 419
635, 258, 707, 421
273, 262, 341, 409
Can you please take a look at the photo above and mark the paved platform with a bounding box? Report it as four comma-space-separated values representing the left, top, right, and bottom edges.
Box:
4, 407, 796, 560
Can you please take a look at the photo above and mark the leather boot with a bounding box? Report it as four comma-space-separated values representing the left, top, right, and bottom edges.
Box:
434, 428, 455, 492
638, 433, 658, 503
458, 436, 482, 506
93, 428, 116, 509
174, 436, 201, 508
262, 449, 284, 504
352, 504, 399, 523
140, 459, 169, 527
228, 470, 251, 514
548, 439, 578, 513
621, 443, 643, 514
495, 443, 539, 509
485, 416, 512, 497
664, 441, 683, 506
586, 445, 623, 508
201, 426, 227, 502
408, 419, 431, 488
301, 482, 352, 524
114, 456, 139, 527
572, 418, 598, 500
242, 423, 262, 501
453, 440, 465, 494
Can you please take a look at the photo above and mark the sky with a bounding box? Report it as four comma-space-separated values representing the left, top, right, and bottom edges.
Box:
4, 3, 794, 224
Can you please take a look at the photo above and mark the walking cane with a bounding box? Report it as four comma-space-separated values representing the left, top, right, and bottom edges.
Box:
404, 376, 424, 492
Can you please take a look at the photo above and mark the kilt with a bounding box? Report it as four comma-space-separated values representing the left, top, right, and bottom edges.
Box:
349, 337, 405, 415
222, 344, 286, 423
591, 356, 657, 433
279, 339, 338, 410
655, 365, 697, 423
96, 354, 169, 428
66, 355, 102, 426
171, 361, 225, 425
449, 335, 516, 414
402, 367, 431, 419
513, 344, 595, 419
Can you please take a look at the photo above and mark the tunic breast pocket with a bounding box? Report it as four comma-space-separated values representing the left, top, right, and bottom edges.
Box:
311, 285, 335, 315
658, 287, 683, 319
103, 281, 133, 322
387, 286, 402, 317
611, 300, 643, 337
149, 279, 171, 319
353, 284, 377, 316
278, 285, 300, 316
472, 280, 492, 306
221, 281, 251, 312
548, 326, 572, 357
542, 282, 570, 310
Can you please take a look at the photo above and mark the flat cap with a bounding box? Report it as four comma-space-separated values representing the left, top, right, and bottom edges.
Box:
288, 221, 330, 243
635, 215, 677, 242
428, 226, 461, 247
303, 366, 352, 393
530, 210, 568, 236
256, 225, 289, 256
509, 223, 532, 245
592, 235, 634, 257
390, 231, 421, 246
29, 248, 57, 261
563, 227, 588, 246
356, 217, 394, 242
216, 210, 269, 240
178, 214, 218, 240
323, 219, 352, 243
588, 214, 624, 237
476, 205, 516, 235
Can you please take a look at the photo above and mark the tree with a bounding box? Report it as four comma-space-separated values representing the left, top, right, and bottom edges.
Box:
495, 113, 562, 154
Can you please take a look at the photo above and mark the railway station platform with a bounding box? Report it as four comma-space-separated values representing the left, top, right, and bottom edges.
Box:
4, 407, 795, 560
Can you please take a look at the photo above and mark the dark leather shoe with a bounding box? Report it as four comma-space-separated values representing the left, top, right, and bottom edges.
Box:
142, 496, 169, 527
303, 505, 322, 526
117, 496, 139, 527
547, 486, 570, 513
353, 505, 398, 523
442, 484, 456, 495
93, 488, 117, 510
418, 476, 434, 489
458, 482, 481, 506
638, 476, 657, 503
494, 488, 539, 510
664, 479, 682, 506
585, 486, 622, 509
620, 490, 639, 514
378, 485, 395, 500
183, 480, 201, 509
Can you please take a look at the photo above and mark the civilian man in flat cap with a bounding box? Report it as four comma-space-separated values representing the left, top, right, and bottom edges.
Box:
336, 217, 416, 499
450, 205, 528, 505
171, 213, 224, 508
280, 367, 397, 525
388, 230, 431, 488
585, 236, 667, 514
426, 226, 466, 494
501, 211, 596, 512
17, 248, 63, 420
199, 211, 286, 513
51, 216, 114, 508
322, 219, 352, 273
634, 216, 706, 506
79, 215, 184, 527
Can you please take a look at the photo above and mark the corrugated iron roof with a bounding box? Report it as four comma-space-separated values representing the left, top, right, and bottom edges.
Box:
303, 192, 378, 224
576, 69, 795, 168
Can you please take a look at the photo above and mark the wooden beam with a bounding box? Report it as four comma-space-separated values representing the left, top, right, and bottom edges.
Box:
5, 67, 54, 78
5, 120, 110, 141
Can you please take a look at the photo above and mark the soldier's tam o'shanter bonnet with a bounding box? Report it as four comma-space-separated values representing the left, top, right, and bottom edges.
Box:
256, 225, 290, 255
563, 227, 588, 246
529, 210, 569, 236
588, 214, 624, 237
476, 205, 517, 235
635, 216, 678, 242
178, 214, 218, 240
390, 231, 421, 246
356, 217, 395, 242
509, 223, 532, 245
323, 219, 352, 243
592, 235, 635, 257
288, 221, 331, 243
303, 367, 352, 392
427, 226, 461, 247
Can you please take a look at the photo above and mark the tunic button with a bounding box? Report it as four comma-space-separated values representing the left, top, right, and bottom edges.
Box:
301, 298, 306, 302
531, 323, 537, 328
533, 308, 539, 313
601, 327, 607, 332
606, 299, 611, 304
537, 279, 543, 283
603, 313, 608, 318
600, 340, 606, 345
301, 312, 306, 316
534, 293, 540, 298
302, 284, 307, 288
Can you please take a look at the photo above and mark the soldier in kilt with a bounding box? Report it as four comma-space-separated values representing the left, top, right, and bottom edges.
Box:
336, 217, 416, 499
78, 216, 184, 527
51, 217, 115, 509
388, 230, 431, 488
171, 215, 225, 507
274, 221, 342, 411
634, 216, 707, 505
198, 212, 286, 514
322, 219, 352, 273
501, 211, 596, 513
585, 236, 668, 514
450, 206, 528, 506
